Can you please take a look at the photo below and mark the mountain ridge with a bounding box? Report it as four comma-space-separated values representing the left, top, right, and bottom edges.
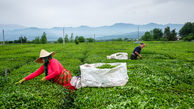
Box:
0, 23, 183, 41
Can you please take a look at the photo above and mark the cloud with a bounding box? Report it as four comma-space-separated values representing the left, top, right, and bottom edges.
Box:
0, 0, 194, 27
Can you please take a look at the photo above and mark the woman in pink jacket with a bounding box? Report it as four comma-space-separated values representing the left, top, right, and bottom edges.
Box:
15, 49, 76, 91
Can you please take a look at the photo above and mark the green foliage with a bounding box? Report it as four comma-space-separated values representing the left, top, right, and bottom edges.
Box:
97, 64, 117, 69
170, 29, 177, 41
33, 37, 40, 44
179, 22, 194, 38
73, 41, 194, 108
65, 34, 69, 43
141, 32, 153, 41
57, 37, 63, 43
164, 27, 177, 41
142, 27, 178, 41
12, 36, 28, 43
0, 41, 194, 108
86, 38, 95, 42
124, 38, 128, 41
78, 36, 85, 42
19, 36, 27, 43
70, 33, 74, 42
183, 33, 194, 41
117, 38, 123, 41
0, 43, 88, 108
142, 27, 177, 41
153, 28, 163, 40
75, 36, 79, 45
164, 26, 171, 40
111, 38, 123, 41
40, 32, 47, 44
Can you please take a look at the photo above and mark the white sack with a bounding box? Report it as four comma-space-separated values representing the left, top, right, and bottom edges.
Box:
80, 63, 129, 87
70, 76, 81, 89
107, 52, 128, 60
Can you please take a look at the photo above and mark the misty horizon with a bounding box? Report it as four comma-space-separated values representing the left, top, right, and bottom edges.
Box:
0, 22, 185, 28
0, 22, 184, 41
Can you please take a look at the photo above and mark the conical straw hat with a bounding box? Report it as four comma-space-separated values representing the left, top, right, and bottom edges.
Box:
35, 49, 55, 63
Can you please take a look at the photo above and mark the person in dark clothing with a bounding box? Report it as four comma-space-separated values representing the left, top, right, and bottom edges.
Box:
130, 43, 146, 60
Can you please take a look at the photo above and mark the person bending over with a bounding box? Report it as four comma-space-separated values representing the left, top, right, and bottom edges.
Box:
15, 49, 77, 90
130, 43, 146, 60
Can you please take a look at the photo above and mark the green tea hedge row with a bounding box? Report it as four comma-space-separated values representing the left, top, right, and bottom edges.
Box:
73, 41, 194, 108
0, 41, 194, 108
0, 43, 88, 108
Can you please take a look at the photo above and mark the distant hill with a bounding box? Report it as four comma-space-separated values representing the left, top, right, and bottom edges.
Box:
96, 31, 145, 40
0, 23, 183, 41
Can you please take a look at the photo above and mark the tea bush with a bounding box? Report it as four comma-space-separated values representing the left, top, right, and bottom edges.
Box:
0, 41, 193, 108
97, 64, 117, 69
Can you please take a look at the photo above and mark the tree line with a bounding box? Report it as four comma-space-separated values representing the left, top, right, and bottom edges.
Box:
141, 26, 177, 41
141, 22, 194, 41
57, 33, 95, 45
2, 22, 194, 44
33, 32, 95, 44
4, 36, 28, 44
3, 32, 95, 44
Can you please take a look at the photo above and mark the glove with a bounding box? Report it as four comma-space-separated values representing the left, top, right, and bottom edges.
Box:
40, 77, 46, 82
15, 78, 26, 85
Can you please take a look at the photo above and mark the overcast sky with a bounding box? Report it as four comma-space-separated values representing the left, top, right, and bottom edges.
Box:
0, 0, 194, 28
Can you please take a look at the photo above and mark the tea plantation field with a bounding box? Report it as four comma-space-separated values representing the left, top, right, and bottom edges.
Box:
0, 41, 193, 108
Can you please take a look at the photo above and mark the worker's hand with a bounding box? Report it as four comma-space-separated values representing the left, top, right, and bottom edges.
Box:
139, 56, 142, 59
40, 77, 46, 82
15, 78, 26, 85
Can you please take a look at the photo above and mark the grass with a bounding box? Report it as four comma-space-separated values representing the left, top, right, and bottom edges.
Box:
0, 41, 194, 108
